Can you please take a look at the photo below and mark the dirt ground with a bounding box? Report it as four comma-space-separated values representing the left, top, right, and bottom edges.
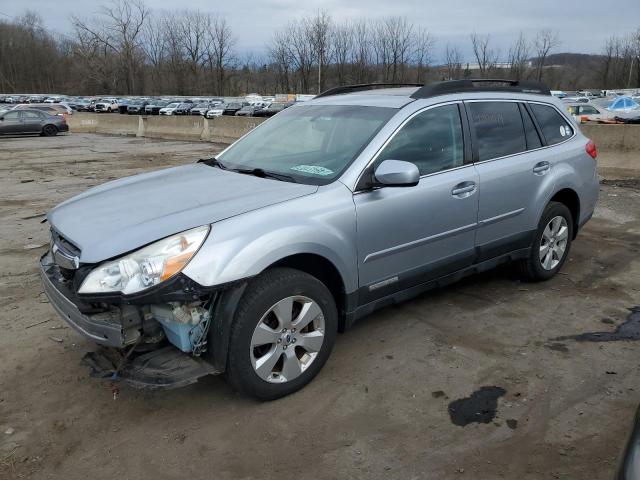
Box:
1, 133, 639, 480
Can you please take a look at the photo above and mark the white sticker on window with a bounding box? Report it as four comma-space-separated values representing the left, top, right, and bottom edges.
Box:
560, 125, 567, 137
291, 165, 334, 176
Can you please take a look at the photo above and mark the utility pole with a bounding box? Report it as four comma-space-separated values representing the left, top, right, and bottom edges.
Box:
318, 51, 322, 94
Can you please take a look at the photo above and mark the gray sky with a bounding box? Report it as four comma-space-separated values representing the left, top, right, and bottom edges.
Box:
1, 0, 639, 62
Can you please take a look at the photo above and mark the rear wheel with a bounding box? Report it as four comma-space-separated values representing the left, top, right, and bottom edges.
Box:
42, 124, 58, 137
225, 268, 337, 400
519, 201, 573, 281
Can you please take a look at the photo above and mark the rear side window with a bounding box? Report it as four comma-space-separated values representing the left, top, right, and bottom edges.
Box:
22, 111, 42, 119
529, 103, 574, 146
520, 105, 542, 150
469, 102, 526, 161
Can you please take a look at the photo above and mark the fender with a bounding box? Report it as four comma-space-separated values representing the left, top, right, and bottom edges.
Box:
183, 182, 359, 294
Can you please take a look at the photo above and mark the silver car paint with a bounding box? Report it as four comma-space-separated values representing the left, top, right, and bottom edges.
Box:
48, 164, 317, 263
47, 89, 598, 300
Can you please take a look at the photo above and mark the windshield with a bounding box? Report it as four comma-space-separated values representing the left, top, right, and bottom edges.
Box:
218, 104, 395, 185
166, 103, 179, 108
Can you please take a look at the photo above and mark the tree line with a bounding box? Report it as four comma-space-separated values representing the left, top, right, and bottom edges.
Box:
0, 2, 638, 96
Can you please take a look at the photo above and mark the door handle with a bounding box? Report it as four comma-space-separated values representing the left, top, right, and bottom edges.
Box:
533, 161, 551, 175
451, 181, 477, 198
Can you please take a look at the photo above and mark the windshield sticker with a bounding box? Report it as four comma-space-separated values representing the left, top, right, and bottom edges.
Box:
290, 165, 334, 176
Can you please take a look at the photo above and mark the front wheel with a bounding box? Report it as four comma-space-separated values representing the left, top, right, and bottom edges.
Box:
225, 268, 338, 400
519, 201, 573, 281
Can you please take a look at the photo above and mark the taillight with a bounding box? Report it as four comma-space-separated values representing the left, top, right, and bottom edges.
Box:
585, 140, 597, 159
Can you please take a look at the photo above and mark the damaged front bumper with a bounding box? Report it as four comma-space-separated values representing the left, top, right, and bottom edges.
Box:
40, 251, 228, 389
40, 252, 136, 348
83, 346, 218, 390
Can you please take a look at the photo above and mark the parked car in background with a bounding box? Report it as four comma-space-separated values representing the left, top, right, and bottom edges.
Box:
117, 99, 131, 114
567, 103, 609, 122
0, 108, 68, 136
174, 103, 195, 115
144, 100, 169, 115
28, 95, 46, 103
253, 102, 287, 117
14, 103, 72, 116
44, 96, 63, 103
94, 98, 119, 113
206, 104, 226, 118
222, 102, 247, 116
235, 105, 260, 116
159, 102, 180, 115
73, 99, 92, 112
190, 103, 215, 116
127, 100, 150, 114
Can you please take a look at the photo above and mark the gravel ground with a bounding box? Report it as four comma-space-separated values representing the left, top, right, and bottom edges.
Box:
1, 133, 639, 480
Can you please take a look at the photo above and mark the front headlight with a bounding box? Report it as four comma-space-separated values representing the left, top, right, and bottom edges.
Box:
78, 225, 209, 295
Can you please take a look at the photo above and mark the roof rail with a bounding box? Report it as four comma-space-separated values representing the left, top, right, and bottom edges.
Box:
411, 79, 551, 98
315, 83, 423, 98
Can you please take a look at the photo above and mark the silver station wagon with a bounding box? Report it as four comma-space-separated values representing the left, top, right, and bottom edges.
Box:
40, 80, 599, 399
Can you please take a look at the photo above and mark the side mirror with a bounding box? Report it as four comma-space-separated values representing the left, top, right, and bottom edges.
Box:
374, 159, 420, 187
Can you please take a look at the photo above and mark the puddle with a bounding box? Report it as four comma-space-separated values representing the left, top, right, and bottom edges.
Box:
448, 386, 506, 427
554, 307, 640, 343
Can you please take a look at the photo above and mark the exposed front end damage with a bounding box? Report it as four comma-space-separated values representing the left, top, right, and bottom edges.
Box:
40, 251, 222, 389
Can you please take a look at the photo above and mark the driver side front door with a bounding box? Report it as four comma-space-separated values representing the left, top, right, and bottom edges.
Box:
354, 103, 479, 306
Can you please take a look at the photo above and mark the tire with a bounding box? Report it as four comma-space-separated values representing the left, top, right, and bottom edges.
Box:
42, 124, 58, 137
518, 201, 573, 281
225, 267, 338, 400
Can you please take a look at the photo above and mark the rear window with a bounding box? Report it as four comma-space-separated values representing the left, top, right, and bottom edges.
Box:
529, 103, 574, 145
469, 102, 526, 161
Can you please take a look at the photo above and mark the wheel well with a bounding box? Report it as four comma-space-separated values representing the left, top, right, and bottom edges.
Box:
550, 188, 580, 238
269, 254, 347, 329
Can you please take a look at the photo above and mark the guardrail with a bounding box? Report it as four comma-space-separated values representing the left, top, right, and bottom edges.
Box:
66, 113, 266, 144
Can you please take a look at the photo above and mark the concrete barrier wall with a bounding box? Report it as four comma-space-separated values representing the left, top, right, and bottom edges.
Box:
144, 116, 205, 141
205, 116, 266, 144
581, 124, 640, 152
67, 113, 266, 144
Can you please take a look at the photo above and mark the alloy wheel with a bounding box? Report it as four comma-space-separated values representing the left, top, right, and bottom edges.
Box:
250, 296, 325, 383
539, 215, 569, 270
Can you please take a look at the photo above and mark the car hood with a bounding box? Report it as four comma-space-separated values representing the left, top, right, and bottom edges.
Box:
48, 163, 318, 263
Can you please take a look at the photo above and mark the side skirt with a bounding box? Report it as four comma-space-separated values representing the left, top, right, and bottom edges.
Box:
343, 247, 530, 330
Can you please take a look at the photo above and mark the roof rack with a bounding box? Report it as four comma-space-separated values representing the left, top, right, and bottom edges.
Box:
411, 79, 551, 98
315, 79, 551, 100
315, 83, 423, 98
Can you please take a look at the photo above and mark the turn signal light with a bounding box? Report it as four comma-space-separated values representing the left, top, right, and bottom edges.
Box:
585, 140, 597, 159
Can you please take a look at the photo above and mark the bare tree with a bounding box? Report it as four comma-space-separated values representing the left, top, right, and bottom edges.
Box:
444, 43, 463, 80
508, 32, 530, 80
351, 20, 371, 83
413, 27, 435, 83
470, 32, 498, 78
208, 15, 236, 95
332, 22, 353, 85
141, 13, 167, 94
71, 0, 149, 94
533, 29, 560, 81
268, 30, 292, 93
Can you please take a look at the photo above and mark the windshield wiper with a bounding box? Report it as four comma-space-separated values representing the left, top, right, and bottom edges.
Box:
231, 167, 297, 183
198, 156, 227, 169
